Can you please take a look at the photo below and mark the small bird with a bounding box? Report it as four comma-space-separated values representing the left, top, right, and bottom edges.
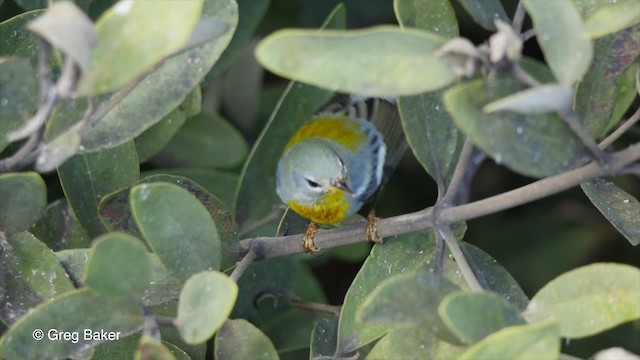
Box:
275, 96, 406, 254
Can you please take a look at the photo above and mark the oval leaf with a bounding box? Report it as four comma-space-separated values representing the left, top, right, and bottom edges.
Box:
394, 0, 459, 38
483, 83, 574, 115
581, 178, 640, 245
583, 1, 640, 39
524, 263, 640, 338
0, 57, 38, 152
523, 0, 593, 85
176, 271, 238, 344
0, 172, 46, 233
30, 199, 91, 251
130, 182, 221, 282
255, 25, 456, 97
455, 0, 509, 31
214, 319, 278, 360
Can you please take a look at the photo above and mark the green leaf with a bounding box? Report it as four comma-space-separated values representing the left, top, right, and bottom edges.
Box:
0, 172, 47, 233
78, 0, 238, 151
214, 319, 279, 360
35, 125, 82, 172
483, 83, 574, 115
398, 90, 464, 190
58, 141, 139, 237
582, 0, 640, 39
27, 1, 96, 73
311, 316, 339, 359
150, 300, 207, 359
607, 63, 639, 133
0, 10, 45, 68
256, 25, 456, 97
131, 182, 221, 282
455, 0, 509, 31
393, 0, 459, 38
0, 289, 144, 360
581, 178, 640, 245
79, 0, 203, 94
457, 321, 560, 360
0, 231, 75, 324
438, 291, 526, 345
575, 24, 640, 137
54, 248, 92, 285
30, 199, 91, 251
135, 108, 187, 164
83, 232, 151, 298
0, 57, 38, 153
157, 111, 248, 169
444, 78, 588, 178
176, 271, 238, 344
523, 0, 593, 85
524, 263, 640, 338
366, 325, 464, 360
517, 57, 556, 84
134, 336, 179, 360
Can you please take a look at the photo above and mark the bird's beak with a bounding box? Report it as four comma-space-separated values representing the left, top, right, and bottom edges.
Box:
331, 180, 353, 195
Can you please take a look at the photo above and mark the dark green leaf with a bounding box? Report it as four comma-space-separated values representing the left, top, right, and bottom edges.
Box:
0, 172, 47, 233
214, 319, 278, 360
455, 0, 509, 31
150, 300, 207, 360
27, 1, 96, 73
607, 63, 639, 133
0, 289, 144, 360
130, 182, 221, 282
523, 0, 593, 85
78, 0, 238, 151
58, 141, 139, 237
79, 0, 203, 94
0, 10, 45, 68
439, 291, 526, 345
30, 199, 91, 251
135, 109, 187, 164
0, 57, 38, 152
176, 271, 237, 344
157, 111, 248, 169
457, 321, 560, 360
366, 325, 464, 359
311, 316, 339, 359
581, 178, 640, 245
256, 26, 456, 96
517, 57, 556, 84
444, 78, 588, 178
524, 263, 640, 338
0, 231, 75, 324
83, 232, 151, 298
394, 0, 459, 38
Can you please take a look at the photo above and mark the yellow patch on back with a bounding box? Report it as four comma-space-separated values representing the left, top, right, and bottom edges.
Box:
285, 116, 365, 152
288, 188, 350, 224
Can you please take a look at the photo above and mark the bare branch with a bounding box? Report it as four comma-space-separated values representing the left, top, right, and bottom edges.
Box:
599, 106, 640, 149
229, 248, 257, 282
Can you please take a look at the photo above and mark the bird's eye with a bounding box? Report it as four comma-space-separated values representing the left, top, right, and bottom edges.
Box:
306, 178, 321, 188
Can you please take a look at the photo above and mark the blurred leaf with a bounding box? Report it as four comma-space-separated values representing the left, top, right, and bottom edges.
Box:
14, 0, 92, 12
83, 232, 151, 298
130, 182, 221, 282
0, 172, 46, 233
157, 111, 248, 169
176, 271, 238, 344
92, 332, 141, 360
208, 0, 270, 78
582, 1, 640, 39
439, 291, 526, 345
141, 168, 238, 211
256, 25, 457, 97
0, 289, 144, 360
523, 0, 593, 85
517, 57, 556, 84
581, 178, 640, 245
149, 300, 207, 360
134, 336, 179, 360
35, 125, 82, 172
484, 83, 574, 115
0, 10, 45, 67
607, 63, 639, 132
457, 321, 560, 360
524, 263, 640, 338
27, 1, 96, 73
79, 0, 238, 152
357, 269, 461, 344
455, 0, 509, 31
461, 243, 529, 310
79, 0, 203, 94
575, 24, 640, 137
0, 231, 74, 324
58, 141, 139, 237
366, 324, 464, 360
43, 97, 90, 140
0, 57, 38, 152
30, 199, 91, 251
310, 316, 339, 359
54, 248, 91, 285
444, 78, 588, 178
394, 0, 459, 38
214, 319, 279, 360
100, 174, 237, 270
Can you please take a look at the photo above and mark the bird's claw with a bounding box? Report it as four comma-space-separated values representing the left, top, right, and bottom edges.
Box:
366, 211, 383, 244
302, 222, 320, 255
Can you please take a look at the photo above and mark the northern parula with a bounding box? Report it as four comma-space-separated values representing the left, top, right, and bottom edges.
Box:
276, 96, 406, 254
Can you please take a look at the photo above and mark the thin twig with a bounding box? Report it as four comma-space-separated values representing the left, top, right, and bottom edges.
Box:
239, 143, 640, 259
558, 109, 609, 164
521, 29, 536, 42
289, 297, 341, 316
0, 129, 41, 172
441, 138, 474, 206
512, 0, 526, 34
229, 248, 257, 282
599, 107, 640, 149
154, 316, 176, 328
238, 206, 286, 238
438, 226, 483, 291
